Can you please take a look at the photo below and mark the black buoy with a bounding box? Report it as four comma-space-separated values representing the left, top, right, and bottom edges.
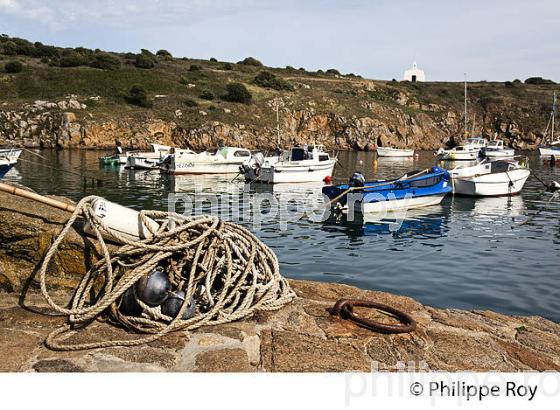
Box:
135, 267, 171, 307
162, 290, 196, 319
119, 287, 142, 316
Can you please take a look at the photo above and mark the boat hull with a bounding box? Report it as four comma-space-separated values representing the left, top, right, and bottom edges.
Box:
452, 168, 530, 196
0, 163, 14, 179
248, 160, 336, 183
484, 149, 515, 158
126, 156, 161, 170
538, 146, 560, 158
170, 162, 245, 175
376, 147, 414, 157
439, 150, 479, 161
353, 193, 447, 213
0, 148, 22, 164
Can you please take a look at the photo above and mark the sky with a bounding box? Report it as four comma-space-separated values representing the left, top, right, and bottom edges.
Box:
1, 0, 558, 82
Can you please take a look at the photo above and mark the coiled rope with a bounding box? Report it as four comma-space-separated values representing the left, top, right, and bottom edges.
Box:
38, 195, 295, 351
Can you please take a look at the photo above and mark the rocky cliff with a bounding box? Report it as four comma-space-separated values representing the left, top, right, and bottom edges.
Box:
0, 90, 553, 152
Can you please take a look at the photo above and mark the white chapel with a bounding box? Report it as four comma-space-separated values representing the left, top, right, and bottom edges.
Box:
403, 61, 425, 82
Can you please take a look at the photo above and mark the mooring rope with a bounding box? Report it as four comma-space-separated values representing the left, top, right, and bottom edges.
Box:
38, 195, 295, 351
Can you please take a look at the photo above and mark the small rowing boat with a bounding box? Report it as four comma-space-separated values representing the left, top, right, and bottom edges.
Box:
0, 147, 22, 178
322, 166, 452, 214
376, 147, 415, 157
125, 144, 172, 170
0, 158, 14, 179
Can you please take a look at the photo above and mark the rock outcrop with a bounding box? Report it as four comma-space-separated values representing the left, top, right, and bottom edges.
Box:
1, 189, 559, 372
0, 87, 549, 151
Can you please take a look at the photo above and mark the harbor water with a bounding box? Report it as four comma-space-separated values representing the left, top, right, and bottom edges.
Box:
4, 150, 559, 322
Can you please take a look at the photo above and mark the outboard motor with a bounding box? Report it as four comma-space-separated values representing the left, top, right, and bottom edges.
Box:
348, 172, 365, 188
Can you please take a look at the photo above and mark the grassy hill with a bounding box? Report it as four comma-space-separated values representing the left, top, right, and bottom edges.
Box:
1, 35, 559, 150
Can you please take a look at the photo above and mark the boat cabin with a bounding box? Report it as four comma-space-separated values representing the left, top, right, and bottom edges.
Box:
466, 137, 488, 149
486, 140, 504, 150
282, 145, 330, 162
150, 143, 172, 154
217, 147, 252, 160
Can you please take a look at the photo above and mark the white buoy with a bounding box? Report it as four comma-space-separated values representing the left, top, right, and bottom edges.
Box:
84, 198, 160, 243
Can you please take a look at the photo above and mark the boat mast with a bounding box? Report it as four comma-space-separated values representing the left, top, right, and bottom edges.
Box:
552, 92, 556, 142
464, 73, 468, 136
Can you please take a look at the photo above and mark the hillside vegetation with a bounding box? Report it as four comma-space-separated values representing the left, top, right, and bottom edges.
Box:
1, 35, 559, 150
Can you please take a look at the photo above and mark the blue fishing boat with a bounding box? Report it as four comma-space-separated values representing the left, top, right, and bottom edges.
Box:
0, 148, 22, 179
322, 166, 452, 214
0, 159, 14, 179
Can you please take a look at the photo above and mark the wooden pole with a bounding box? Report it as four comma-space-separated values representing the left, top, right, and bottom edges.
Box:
0, 182, 77, 213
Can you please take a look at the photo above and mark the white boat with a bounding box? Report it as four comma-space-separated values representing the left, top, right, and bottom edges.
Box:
0, 148, 22, 179
242, 145, 336, 184
162, 146, 252, 175
538, 92, 559, 159
0, 148, 22, 164
125, 144, 171, 170
436, 145, 480, 161
450, 159, 530, 196
376, 147, 414, 157
483, 140, 515, 158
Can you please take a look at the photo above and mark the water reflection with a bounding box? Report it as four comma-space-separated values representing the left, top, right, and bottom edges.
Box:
323, 205, 449, 239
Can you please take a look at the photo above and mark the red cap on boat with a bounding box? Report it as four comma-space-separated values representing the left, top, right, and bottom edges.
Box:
323, 175, 332, 185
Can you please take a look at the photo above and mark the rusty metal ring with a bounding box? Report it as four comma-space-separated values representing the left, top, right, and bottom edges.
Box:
329, 298, 416, 334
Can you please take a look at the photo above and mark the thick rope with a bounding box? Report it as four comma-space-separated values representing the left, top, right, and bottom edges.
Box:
38, 196, 295, 351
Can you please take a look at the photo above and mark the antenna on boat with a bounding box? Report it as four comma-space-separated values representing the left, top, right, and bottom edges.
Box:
464, 73, 468, 137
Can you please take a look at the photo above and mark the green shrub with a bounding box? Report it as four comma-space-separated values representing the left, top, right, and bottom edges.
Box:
513, 79, 522, 84
238, 57, 263, 66
285, 65, 296, 71
59, 50, 88, 67
221, 62, 234, 70
74, 47, 93, 56
209, 57, 218, 62
504, 81, 514, 88
140, 49, 155, 57
524, 77, 555, 85
183, 98, 198, 107
4, 61, 23, 73
32, 42, 59, 58
208, 105, 216, 110
90, 52, 121, 70
134, 53, 155, 69
1, 41, 17, 55
156, 49, 172, 58
125, 85, 152, 107
252, 71, 293, 91
189, 64, 202, 72
326, 68, 340, 75
199, 90, 215, 100
222, 82, 252, 104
